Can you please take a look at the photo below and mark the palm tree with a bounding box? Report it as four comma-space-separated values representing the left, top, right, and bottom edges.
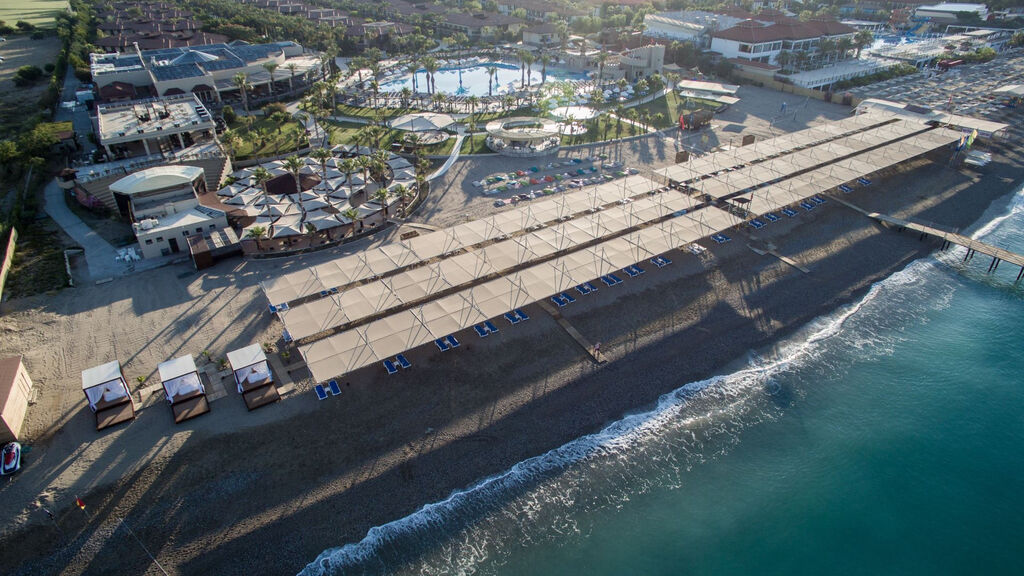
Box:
342, 207, 362, 234
518, 50, 528, 88
286, 62, 298, 92
422, 56, 439, 95
374, 187, 390, 217
776, 50, 793, 73
246, 225, 267, 250
356, 155, 372, 194
407, 60, 420, 93
555, 21, 569, 53
597, 50, 608, 84
837, 37, 854, 61
232, 72, 251, 118
370, 79, 380, 108
310, 147, 332, 183
486, 65, 498, 97
339, 157, 357, 203
400, 86, 412, 108
220, 129, 241, 159
540, 53, 550, 84
523, 52, 535, 87
854, 30, 874, 58
253, 166, 273, 208
283, 155, 306, 211
263, 61, 279, 95
392, 183, 410, 215
818, 38, 836, 65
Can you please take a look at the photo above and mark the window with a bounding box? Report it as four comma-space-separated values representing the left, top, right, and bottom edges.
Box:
209, 224, 216, 230
182, 231, 189, 236
195, 227, 203, 233
739, 43, 752, 53
156, 236, 164, 242
145, 239, 153, 245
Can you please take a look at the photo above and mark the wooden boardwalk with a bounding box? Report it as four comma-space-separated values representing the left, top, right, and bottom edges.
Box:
832, 197, 1024, 282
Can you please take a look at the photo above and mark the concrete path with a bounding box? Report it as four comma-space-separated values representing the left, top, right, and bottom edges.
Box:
42, 179, 125, 281
428, 131, 465, 181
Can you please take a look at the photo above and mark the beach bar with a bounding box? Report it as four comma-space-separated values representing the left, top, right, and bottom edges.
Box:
81, 360, 136, 431
158, 355, 210, 423
227, 344, 280, 411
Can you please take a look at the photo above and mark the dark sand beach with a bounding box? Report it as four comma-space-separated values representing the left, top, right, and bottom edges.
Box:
2, 124, 1022, 574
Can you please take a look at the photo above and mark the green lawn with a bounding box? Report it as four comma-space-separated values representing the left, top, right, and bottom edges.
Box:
325, 120, 455, 155
0, 0, 67, 28
460, 133, 491, 154
630, 92, 721, 129
229, 117, 309, 160
332, 104, 416, 120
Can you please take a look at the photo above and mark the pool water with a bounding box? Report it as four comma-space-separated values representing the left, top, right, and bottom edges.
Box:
379, 62, 586, 97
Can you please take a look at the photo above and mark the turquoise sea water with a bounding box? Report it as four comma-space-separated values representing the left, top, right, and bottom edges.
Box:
302, 189, 1024, 576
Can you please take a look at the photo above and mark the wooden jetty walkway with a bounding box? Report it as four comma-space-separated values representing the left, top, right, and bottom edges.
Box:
833, 197, 1024, 283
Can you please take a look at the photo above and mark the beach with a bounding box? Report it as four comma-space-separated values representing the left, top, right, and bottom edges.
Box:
1, 108, 1022, 574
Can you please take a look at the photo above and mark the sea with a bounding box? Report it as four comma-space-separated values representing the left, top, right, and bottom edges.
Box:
300, 188, 1024, 576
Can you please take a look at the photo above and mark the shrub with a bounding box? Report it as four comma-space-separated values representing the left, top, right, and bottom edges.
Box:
13, 65, 45, 86
44, 63, 56, 73
222, 105, 237, 123
15, 20, 35, 32
263, 101, 287, 116
31, 30, 46, 40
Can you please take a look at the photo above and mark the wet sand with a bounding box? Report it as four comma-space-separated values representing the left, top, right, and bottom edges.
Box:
1, 126, 1022, 574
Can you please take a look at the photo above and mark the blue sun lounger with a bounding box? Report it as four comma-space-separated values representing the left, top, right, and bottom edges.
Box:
446, 334, 461, 348
782, 207, 798, 217
601, 275, 615, 286
857, 177, 871, 186
749, 219, 765, 229
435, 338, 450, 351
551, 295, 566, 307
608, 273, 623, 284
278, 302, 289, 311
838, 184, 853, 193
561, 292, 575, 303
474, 324, 489, 337
623, 266, 638, 277
314, 384, 328, 400
283, 329, 293, 343
764, 213, 780, 223
396, 354, 411, 369
505, 311, 521, 323
329, 380, 342, 395
800, 201, 815, 211
268, 304, 278, 314
576, 284, 591, 295
383, 360, 398, 375
584, 281, 598, 292
811, 195, 826, 205
484, 320, 499, 333
514, 309, 529, 321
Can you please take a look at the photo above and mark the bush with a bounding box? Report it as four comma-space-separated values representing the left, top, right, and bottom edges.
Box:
222, 105, 237, 123
13, 65, 45, 86
15, 20, 35, 32
263, 101, 287, 116
31, 30, 47, 39
44, 63, 56, 73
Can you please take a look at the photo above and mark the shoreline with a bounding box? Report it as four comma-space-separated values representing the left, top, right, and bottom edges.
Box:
2, 135, 1023, 574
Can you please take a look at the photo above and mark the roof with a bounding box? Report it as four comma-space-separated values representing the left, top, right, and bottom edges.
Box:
916, 3, 987, 11
226, 344, 266, 370
158, 355, 197, 382
444, 12, 524, 28
713, 18, 855, 43
81, 360, 123, 390
110, 166, 205, 195
727, 58, 780, 71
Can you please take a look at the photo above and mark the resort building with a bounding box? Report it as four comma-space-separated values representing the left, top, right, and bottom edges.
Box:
615, 45, 667, 82
109, 165, 228, 258
0, 356, 32, 443
90, 41, 317, 103
914, 3, 989, 23
522, 23, 561, 48
96, 94, 216, 159
496, 0, 590, 22
710, 18, 857, 66
436, 12, 525, 41
642, 13, 709, 46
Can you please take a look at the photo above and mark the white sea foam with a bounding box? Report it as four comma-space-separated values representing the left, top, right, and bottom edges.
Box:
299, 187, 1023, 576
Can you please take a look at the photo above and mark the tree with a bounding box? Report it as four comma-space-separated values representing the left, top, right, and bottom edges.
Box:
263, 61, 279, 94
374, 187, 390, 217
253, 166, 273, 208
854, 30, 874, 58
220, 129, 241, 159
776, 50, 793, 73
232, 72, 251, 118
597, 51, 608, 84
342, 207, 362, 233
523, 52, 535, 87
837, 37, 854, 61
283, 155, 306, 212
310, 147, 333, 183
466, 95, 479, 116
246, 225, 267, 250
393, 183, 412, 215
518, 49, 528, 88
487, 65, 498, 96
422, 56, 439, 94
540, 53, 551, 84
407, 60, 420, 93
286, 62, 298, 92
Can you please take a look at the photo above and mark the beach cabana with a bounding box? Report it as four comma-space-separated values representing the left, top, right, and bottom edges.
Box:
81, 361, 136, 431
158, 355, 210, 423
227, 344, 280, 411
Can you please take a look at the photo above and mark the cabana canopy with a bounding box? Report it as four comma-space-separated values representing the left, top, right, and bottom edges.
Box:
82, 360, 135, 430
389, 112, 454, 132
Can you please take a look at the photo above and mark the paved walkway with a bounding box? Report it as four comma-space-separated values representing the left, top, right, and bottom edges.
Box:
42, 179, 125, 281
428, 131, 465, 181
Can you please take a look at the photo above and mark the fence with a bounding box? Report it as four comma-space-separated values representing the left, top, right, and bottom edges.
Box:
0, 228, 18, 305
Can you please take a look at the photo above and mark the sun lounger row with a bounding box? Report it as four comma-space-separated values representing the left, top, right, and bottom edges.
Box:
315, 379, 342, 400
383, 353, 412, 375
474, 320, 500, 337
857, 177, 871, 186
504, 308, 530, 324
651, 256, 672, 268
601, 274, 624, 286
622, 265, 645, 277
712, 234, 731, 244
551, 292, 577, 307
576, 281, 599, 295
435, 334, 461, 351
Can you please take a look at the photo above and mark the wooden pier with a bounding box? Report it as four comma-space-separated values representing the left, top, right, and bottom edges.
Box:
832, 197, 1024, 283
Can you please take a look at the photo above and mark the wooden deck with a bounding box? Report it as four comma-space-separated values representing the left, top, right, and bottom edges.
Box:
832, 196, 1024, 281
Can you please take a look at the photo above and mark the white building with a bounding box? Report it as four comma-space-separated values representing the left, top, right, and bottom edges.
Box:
915, 3, 989, 23
96, 93, 216, 159
110, 165, 228, 258
710, 18, 856, 66
643, 14, 707, 45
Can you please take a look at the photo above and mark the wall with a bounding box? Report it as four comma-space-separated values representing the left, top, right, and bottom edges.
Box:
0, 229, 17, 306
0, 356, 32, 442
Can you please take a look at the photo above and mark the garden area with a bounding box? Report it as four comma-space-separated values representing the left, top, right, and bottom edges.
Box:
325, 120, 457, 156
223, 114, 310, 161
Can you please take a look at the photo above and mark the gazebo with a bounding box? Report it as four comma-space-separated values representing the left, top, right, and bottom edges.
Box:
158, 355, 210, 424
227, 344, 280, 411
389, 112, 455, 132
81, 361, 136, 431
485, 116, 561, 156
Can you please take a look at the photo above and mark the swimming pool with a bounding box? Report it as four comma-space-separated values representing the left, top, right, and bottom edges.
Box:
379, 62, 586, 97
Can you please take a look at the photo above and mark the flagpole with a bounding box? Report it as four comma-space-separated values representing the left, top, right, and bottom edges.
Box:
119, 517, 169, 576
74, 495, 92, 520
